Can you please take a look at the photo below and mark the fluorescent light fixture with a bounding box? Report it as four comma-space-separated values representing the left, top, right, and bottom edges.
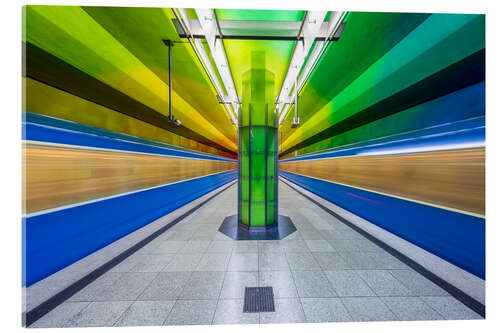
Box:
173, 8, 238, 125
278, 11, 348, 125
195, 9, 240, 120
276, 11, 327, 124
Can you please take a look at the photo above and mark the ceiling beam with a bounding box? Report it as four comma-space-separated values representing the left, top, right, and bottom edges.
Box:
278, 11, 348, 125
172, 18, 343, 40
173, 8, 238, 125
276, 11, 328, 124
195, 9, 239, 109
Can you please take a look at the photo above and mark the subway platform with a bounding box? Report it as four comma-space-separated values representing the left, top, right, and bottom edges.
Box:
25, 180, 482, 327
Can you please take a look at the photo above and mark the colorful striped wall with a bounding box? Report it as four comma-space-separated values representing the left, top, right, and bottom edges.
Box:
279, 13, 485, 156
24, 143, 236, 214
280, 148, 484, 216
23, 114, 237, 286
279, 114, 485, 278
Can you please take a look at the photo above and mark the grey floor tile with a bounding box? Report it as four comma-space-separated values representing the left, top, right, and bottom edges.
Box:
207, 241, 234, 253
109, 255, 145, 273
163, 253, 202, 271
305, 239, 335, 252
337, 251, 380, 269
420, 297, 483, 320
178, 240, 211, 253
68, 272, 123, 302
212, 231, 233, 241
300, 209, 334, 231
282, 231, 303, 241
301, 298, 352, 322
329, 239, 363, 252
286, 252, 322, 270
164, 300, 218, 325
282, 239, 310, 253
260, 298, 306, 324
179, 271, 225, 300
313, 252, 351, 270
259, 270, 298, 298
30, 302, 91, 328
299, 229, 325, 240
259, 240, 285, 253
69, 301, 133, 327
356, 270, 414, 296
233, 240, 258, 253
335, 228, 366, 239
189, 231, 218, 241
324, 270, 375, 296
228, 252, 258, 271
381, 297, 443, 321
25, 262, 97, 300
259, 252, 290, 271
321, 229, 349, 240
138, 272, 192, 300
196, 253, 231, 271
292, 270, 336, 298
389, 270, 449, 296
354, 238, 385, 252
115, 300, 175, 326
34, 182, 477, 327
94, 272, 158, 301
163, 230, 193, 241
366, 251, 408, 269
130, 254, 175, 272
153, 241, 189, 254
220, 271, 258, 299
341, 297, 398, 322
134, 240, 162, 255
213, 299, 259, 324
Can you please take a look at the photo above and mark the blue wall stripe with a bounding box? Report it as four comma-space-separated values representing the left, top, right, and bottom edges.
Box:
281, 116, 484, 163
290, 80, 485, 158
23, 170, 237, 287
280, 171, 485, 279
23, 112, 235, 162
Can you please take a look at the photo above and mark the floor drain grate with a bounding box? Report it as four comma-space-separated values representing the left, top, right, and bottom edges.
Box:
243, 286, 275, 313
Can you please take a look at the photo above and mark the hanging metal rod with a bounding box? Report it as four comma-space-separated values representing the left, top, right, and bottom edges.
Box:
172, 8, 239, 126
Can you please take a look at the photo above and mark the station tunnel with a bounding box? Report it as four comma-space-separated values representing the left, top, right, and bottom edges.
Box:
22, 6, 485, 327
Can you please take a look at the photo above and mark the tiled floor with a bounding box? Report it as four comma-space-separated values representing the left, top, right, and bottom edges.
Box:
30, 181, 482, 327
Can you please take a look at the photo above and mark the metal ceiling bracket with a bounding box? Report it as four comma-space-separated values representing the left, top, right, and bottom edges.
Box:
278, 11, 348, 125
172, 8, 238, 125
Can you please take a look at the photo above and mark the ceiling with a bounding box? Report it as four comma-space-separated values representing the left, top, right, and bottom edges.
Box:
279, 12, 485, 155
24, 6, 239, 153
23, 7, 485, 158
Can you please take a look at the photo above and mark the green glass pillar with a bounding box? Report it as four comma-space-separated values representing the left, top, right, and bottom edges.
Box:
238, 51, 278, 231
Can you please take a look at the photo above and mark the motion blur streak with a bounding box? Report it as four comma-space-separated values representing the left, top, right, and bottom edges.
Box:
280, 148, 484, 216
23, 143, 237, 214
